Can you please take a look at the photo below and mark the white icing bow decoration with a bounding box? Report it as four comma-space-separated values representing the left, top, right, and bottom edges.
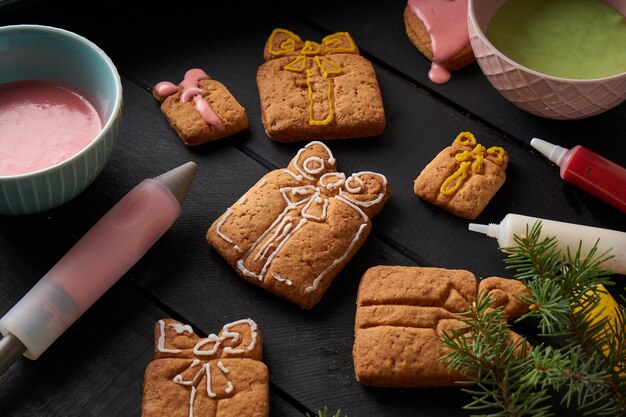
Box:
214, 141, 388, 295
155, 319, 260, 411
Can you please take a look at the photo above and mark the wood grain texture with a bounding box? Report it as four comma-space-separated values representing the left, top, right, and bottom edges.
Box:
0, 1, 622, 417
277, 0, 626, 164
0, 207, 305, 417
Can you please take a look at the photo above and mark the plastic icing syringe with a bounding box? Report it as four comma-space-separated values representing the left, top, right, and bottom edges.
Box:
468, 213, 626, 275
0, 162, 197, 375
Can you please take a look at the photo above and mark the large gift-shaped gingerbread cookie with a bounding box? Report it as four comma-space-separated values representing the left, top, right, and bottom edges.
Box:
142, 319, 268, 417
257, 28, 386, 142
206, 141, 390, 309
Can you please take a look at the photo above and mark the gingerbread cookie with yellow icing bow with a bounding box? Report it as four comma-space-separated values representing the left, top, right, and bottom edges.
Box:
153, 68, 249, 146
206, 141, 390, 309
142, 318, 269, 417
257, 28, 386, 142
414, 131, 508, 220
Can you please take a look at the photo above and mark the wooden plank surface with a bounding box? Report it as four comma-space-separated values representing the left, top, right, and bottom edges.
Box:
0, 1, 624, 416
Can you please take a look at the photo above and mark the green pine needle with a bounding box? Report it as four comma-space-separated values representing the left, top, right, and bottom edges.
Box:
441, 220, 626, 417
307, 406, 347, 417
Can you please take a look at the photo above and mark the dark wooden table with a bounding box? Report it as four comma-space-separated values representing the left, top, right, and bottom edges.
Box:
1, 1, 625, 416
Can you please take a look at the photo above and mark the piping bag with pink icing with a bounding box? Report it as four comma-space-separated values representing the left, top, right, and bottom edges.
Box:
0, 162, 197, 376
408, 0, 470, 83
155, 68, 225, 131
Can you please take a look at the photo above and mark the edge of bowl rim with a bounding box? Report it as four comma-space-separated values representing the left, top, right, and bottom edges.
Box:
467, 0, 626, 85
0, 24, 123, 180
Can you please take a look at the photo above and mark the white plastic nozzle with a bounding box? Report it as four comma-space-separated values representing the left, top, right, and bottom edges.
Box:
531, 138, 569, 166
468, 222, 500, 238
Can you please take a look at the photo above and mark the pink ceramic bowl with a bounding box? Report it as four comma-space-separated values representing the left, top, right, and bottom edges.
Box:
467, 0, 626, 120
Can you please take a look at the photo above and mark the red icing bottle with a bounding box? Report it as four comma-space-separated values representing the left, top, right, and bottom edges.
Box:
531, 138, 626, 213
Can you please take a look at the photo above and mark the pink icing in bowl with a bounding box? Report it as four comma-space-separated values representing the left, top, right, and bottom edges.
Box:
0, 80, 103, 176
0, 25, 123, 215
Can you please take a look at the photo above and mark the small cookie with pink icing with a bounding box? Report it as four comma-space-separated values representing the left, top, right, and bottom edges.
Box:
153, 69, 249, 146
403, 0, 475, 83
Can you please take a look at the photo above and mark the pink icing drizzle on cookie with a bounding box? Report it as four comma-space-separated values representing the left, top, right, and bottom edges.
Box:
408, 0, 469, 84
154, 81, 179, 97
193, 95, 224, 130
155, 68, 225, 131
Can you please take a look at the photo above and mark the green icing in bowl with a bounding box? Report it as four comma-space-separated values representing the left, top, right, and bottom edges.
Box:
486, 0, 626, 79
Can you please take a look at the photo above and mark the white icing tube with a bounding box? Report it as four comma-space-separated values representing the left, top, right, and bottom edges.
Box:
469, 213, 626, 275
0, 162, 197, 372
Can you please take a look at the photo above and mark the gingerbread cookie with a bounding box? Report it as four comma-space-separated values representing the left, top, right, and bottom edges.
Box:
352, 266, 528, 387
404, 0, 475, 83
206, 141, 390, 309
256, 28, 386, 142
414, 131, 508, 220
153, 68, 249, 146
142, 318, 269, 417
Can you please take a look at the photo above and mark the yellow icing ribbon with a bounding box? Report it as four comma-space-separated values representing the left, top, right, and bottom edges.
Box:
301, 41, 322, 55
455, 131, 477, 147
314, 56, 343, 77
268, 28, 301, 56
322, 32, 357, 53
440, 132, 506, 196
487, 146, 506, 166
307, 69, 335, 126
471, 144, 486, 174
267, 28, 358, 126
284, 56, 307, 72
441, 161, 472, 195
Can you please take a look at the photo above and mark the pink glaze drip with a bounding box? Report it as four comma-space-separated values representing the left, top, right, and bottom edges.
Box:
408, 0, 470, 84
429, 62, 452, 84
155, 68, 225, 131
0, 80, 102, 176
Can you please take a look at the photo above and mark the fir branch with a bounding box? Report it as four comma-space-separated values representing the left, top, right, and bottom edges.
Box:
443, 220, 626, 416
505, 220, 625, 415
306, 406, 347, 417
442, 292, 552, 417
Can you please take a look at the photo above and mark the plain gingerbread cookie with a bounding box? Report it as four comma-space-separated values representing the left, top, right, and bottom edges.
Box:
353, 266, 529, 387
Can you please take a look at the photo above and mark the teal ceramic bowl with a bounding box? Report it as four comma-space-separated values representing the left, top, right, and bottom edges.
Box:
0, 24, 122, 215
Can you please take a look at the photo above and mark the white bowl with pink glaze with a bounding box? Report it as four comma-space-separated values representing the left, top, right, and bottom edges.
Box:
467, 0, 626, 120
0, 25, 122, 215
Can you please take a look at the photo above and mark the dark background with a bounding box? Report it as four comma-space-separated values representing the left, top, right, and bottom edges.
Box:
1, 1, 624, 415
